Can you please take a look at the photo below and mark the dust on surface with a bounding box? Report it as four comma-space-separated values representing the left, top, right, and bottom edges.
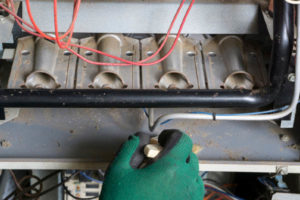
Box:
205, 139, 220, 148
0, 140, 11, 148
223, 148, 240, 160
200, 132, 210, 138
288, 144, 300, 150
268, 124, 288, 136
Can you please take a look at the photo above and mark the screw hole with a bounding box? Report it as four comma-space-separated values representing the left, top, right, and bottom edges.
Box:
220, 85, 224, 89
208, 52, 216, 57
21, 50, 30, 56
85, 51, 93, 56
147, 51, 154, 56
187, 51, 196, 57
126, 51, 134, 57
64, 50, 71, 56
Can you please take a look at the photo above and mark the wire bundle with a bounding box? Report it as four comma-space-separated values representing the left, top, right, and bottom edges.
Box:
4, 170, 71, 200
4, 170, 104, 200
0, 0, 195, 67
204, 184, 245, 200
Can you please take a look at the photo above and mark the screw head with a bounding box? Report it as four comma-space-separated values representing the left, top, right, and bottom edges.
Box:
288, 73, 296, 82
144, 144, 162, 158
280, 134, 290, 142
276, 166, 288, 175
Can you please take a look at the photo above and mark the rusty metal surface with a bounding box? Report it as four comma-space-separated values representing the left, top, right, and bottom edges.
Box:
0, 107, 298, 163
8, 35, 268, 91
141, 36, 206, 89
8, 36, 78, 89
202, 36, 268, 89
76, 35, 140, 89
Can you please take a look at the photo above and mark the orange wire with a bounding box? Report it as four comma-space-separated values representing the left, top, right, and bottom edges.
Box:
65, 0, 195, 66
25, 0, 79, 41
24, 0, 192, 65
52, 0, 191, 66
53, 0, 80, 48
1, 0, 195, 66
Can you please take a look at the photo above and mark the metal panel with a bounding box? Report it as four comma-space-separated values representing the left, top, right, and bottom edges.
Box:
22, 0, 259, 34
272, 193, 300, 200
1, 159, 300, 174
0, 108, 298, 165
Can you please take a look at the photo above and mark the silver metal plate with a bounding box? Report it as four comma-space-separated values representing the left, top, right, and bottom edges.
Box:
281, 108, 297, 129
22, 0, 259, 34
272, 193, 300, 200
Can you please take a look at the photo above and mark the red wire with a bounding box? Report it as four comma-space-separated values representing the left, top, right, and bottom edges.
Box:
28, 0, 184, 65
53, 0, 80, 48
25, 0, 192, 65
5, 0, 10, 7
66, 0, 195, 66
4, 0, 78, 43
5, 0, 40, 37
54, 0, 190, 66
6, 0, 187, 65
25, 0, 79, 41
1, 0, 194, 66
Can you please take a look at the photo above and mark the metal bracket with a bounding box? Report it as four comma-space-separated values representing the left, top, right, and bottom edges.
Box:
0, 108, 20, 125
276, 166, 289, 175
280, 108, 296, 128
0, 3, 19, 56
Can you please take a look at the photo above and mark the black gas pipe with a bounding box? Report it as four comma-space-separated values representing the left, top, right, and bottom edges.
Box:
0, 0, 294, 108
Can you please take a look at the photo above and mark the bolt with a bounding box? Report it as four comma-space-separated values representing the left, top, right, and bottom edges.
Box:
280, 134, 290, 142
144, 144, 163, 158
288, 73, 296, 82
276, 166, 288, 175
